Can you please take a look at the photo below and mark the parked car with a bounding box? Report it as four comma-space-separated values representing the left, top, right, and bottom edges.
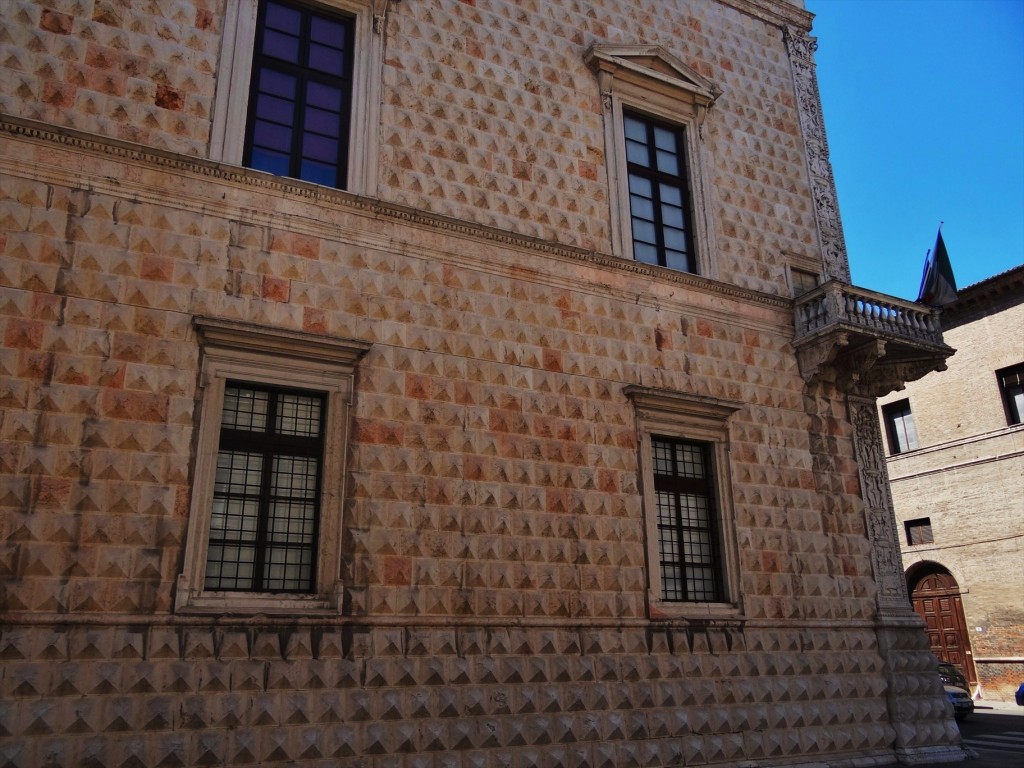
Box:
945, 685, 974, 720
1016, 683, 1024, 706
938, 662, 969, 691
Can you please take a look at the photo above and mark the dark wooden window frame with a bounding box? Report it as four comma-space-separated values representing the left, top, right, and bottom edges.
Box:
996, 362, 1024, 426
623, 110, 696, 273
205, 381, 327, 594
651, 436, 723, 603
243, 0, 356, 188
904, 517, 934, 546
882, 398, 919, 455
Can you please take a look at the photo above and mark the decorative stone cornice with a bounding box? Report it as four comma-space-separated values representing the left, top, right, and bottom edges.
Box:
623, 385, 744, 425
583, 44, 723, 107
0, 113, 791, 315
194, 317, 372, 367
719, 0, 813, 31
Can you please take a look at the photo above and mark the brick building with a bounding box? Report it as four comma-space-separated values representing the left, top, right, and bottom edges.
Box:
877, 265, 1024, 702
0, 0, 968, 765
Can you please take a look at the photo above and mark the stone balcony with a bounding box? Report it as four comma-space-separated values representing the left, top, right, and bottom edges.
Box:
793, 281, 955, 397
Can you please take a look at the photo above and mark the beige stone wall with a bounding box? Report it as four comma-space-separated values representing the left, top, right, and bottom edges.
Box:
879, 302, 1024, 445
879, 297, 1024, 698
0, 0, 965, 764
0, 0, 220, 156
2, 0, 821, 293
0, 126, 878, 626
379, 0, 820, 291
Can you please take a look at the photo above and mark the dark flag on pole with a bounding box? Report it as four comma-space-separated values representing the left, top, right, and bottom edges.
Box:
916, 228, 958, 306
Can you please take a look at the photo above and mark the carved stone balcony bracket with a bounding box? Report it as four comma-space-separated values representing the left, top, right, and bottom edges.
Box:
793, 281, 954, 397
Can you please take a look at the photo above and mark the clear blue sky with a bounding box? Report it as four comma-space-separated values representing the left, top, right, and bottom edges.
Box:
807, 0, 1024, 300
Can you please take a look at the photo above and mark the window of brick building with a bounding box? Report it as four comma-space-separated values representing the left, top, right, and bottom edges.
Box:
905, 517, 934, 546
585, 45, 720, 277
243, 0, 355, 187
996, 363, 1024, 426
176, 318, 369, 614
651, 437, 722, 601
208, 0, 382, 194
882, 398, 919, 455
790, 268, 820, 297
205, 382, 327, 593
625, 386, 742, 617
623, 112, 695, 272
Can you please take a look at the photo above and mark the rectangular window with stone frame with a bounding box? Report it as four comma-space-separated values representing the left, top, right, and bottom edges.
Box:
208, 0, 383, 195
175, 318, 369, 615
625, 385, 743, 618
584, 45, 720, 278
881, 398, 919, 455
623, 111, 696, 273
996, 362, 1024, 426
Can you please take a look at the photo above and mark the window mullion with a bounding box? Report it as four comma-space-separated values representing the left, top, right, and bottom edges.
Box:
288, 11, 311, 180
252, 390, 280, 592
645, 120, 667, 264
672, 487, 689, 601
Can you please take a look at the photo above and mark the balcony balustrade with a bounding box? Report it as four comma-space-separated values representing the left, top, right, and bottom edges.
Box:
792, 281, 953, 397
795, 281, 945, 345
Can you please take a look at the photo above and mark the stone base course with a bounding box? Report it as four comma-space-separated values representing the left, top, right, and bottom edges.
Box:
0, 621, 955, 768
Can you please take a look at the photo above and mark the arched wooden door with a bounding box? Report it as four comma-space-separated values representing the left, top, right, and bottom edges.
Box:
907, 564, 976, 688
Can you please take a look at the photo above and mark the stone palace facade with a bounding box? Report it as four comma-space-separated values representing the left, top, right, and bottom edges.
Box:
0, 0, 966, 765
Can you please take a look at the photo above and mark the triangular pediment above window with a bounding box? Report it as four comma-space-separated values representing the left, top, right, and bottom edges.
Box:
584, 44, 722, 106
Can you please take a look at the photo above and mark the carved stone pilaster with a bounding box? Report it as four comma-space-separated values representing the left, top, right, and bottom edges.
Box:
848, 395, 909, 614
784, 26, 850, 284
848, 394, 968, 763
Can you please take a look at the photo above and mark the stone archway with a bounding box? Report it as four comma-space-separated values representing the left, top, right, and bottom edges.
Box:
907, 562, 977, 689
